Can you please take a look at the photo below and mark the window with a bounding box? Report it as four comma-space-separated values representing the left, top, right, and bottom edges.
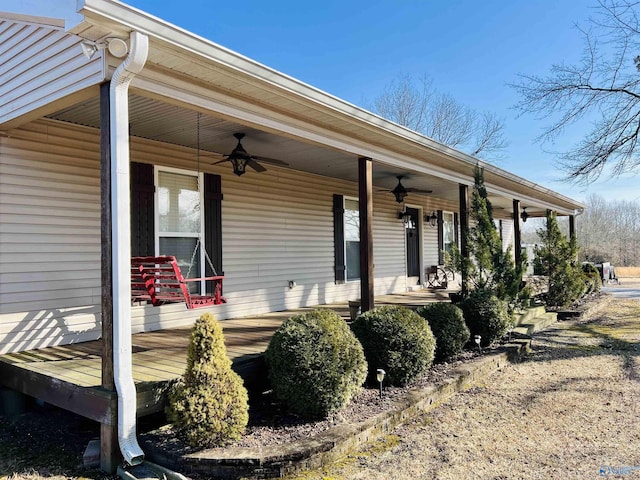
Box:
344, 198, 360, 281
156, 169, 204, 292
443, 212, 455, 256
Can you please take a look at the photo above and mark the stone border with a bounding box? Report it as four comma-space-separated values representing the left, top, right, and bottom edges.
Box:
141, 340, 531, 479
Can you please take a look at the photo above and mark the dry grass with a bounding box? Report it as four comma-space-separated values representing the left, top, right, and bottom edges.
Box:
288, 296, 640, 480
616, 266, 640, 278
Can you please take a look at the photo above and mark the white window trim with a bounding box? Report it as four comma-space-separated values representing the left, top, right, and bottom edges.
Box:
154, 165, 206, 292
343, 196, 360, 283
443, 211, 455, 249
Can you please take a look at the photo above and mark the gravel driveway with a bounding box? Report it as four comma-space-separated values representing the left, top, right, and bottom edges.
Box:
291, 294, 640, 480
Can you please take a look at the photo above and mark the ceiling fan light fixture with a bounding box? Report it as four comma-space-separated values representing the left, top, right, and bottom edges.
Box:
214, 132, 289, 175
229, 133, 250, 176
521, 207, 529, 223
230, 157, 249, 176
391, 176, 408, 203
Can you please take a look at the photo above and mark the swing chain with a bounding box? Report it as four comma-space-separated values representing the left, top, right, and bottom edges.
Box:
185, 112, 219, 280
186, 237, 218, 279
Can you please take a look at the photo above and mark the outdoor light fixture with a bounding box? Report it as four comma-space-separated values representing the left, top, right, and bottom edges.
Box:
520, 207, 529, 223
81, 38, 129, 59
474, 335, 482, 352
225, 136, 252, 176
425, 211, 438, 227
376, 368, 386, 399
398, 211, 412, 225
391, 178, 409, 203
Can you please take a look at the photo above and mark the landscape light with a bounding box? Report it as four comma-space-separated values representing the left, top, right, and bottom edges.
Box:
376, 368, 386, 399
474, 335, 482, 352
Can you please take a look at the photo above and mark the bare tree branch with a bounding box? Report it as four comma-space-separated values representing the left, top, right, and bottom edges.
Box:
370, 73, 507, 161
512, 0, 640, 184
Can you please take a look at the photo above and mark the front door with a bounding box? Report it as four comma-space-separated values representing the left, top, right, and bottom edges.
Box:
405, 207, 420, 278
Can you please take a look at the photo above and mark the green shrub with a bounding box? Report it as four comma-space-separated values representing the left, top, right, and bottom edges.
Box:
351, 305, 435, 387
582, 263, 602, 294
417, 303, 470, 362
266, 309, 367, 418
166, 313, 249, 448
458, 289, 512, 347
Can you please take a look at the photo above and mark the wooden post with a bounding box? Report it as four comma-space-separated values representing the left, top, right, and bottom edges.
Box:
569, 214, 576, 241
513, 199, 522, 266
358, 157, 374, 313
99, 81, 119, 473
459, 184, 469, 297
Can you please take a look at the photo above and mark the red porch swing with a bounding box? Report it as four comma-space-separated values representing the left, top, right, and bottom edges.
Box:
131, 241, 225, 309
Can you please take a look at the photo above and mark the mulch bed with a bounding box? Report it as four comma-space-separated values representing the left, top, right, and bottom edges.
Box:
145, 349, 480, 456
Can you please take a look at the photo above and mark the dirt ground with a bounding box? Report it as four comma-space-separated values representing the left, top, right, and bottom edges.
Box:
288, 293, 640, 480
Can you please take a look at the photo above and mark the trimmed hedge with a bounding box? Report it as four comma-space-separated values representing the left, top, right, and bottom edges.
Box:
166, 313, 249, 448
266, 309, 367, 418
351, 305, 435, 387
458, 289, 512, 347
417, 302, 470, 361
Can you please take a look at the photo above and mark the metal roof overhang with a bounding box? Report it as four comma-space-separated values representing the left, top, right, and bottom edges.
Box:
25, 0, 585, 217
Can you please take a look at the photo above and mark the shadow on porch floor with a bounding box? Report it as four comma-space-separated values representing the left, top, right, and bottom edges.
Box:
0, 288, 455, 423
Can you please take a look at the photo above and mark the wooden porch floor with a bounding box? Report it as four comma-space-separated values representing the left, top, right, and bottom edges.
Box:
0, 290, 451, 424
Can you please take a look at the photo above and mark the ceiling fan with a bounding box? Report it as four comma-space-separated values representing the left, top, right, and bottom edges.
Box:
385, 175, 433, 203
213, 133, 289, 176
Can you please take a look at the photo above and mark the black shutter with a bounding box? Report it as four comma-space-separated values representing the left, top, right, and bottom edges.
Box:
204, 173, 223, 284
130, 162, 154, 257
437, 210, 445, 265
453, 212, 459, 248
333, 194, 346, 284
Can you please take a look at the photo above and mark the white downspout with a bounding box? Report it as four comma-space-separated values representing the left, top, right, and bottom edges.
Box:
111, 30, 148, 466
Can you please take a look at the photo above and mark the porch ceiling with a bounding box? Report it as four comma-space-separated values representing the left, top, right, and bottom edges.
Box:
46, 94, 467, 207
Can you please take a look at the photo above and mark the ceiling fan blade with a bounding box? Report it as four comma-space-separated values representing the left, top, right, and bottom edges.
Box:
212, 158, 230, 165
247, 159, 267, 172
406, 188, 433, 194
252, 155, 289, 167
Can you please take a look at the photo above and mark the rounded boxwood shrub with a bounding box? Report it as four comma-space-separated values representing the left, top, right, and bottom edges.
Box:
458, 289, 512, 347
351, 305, 435, 387
166, 313, 249, 448
266, 309, 367, 418
417, 302, 470, 362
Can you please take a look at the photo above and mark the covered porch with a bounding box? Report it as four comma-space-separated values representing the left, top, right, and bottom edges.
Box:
0, 289, 452, 425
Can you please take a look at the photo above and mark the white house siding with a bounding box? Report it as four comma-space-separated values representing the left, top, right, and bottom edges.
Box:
494, 218, 516, 257
0, 119, 455, 353
0, 121, 102, 353
0, 17, 104, 126
422, 226, 439, 273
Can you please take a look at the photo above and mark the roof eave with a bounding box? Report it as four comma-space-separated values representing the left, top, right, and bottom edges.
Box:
71, 0, 583, 213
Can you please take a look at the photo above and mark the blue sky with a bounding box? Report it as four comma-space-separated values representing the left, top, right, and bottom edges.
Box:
127, 0, 639, 203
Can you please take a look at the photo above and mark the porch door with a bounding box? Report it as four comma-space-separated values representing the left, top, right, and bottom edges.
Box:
405, 207, 420, 278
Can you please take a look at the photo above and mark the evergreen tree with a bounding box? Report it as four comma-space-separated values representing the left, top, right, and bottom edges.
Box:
167, 313, 249, 448
534, 211, 585, 307
452, 166, 524, 302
